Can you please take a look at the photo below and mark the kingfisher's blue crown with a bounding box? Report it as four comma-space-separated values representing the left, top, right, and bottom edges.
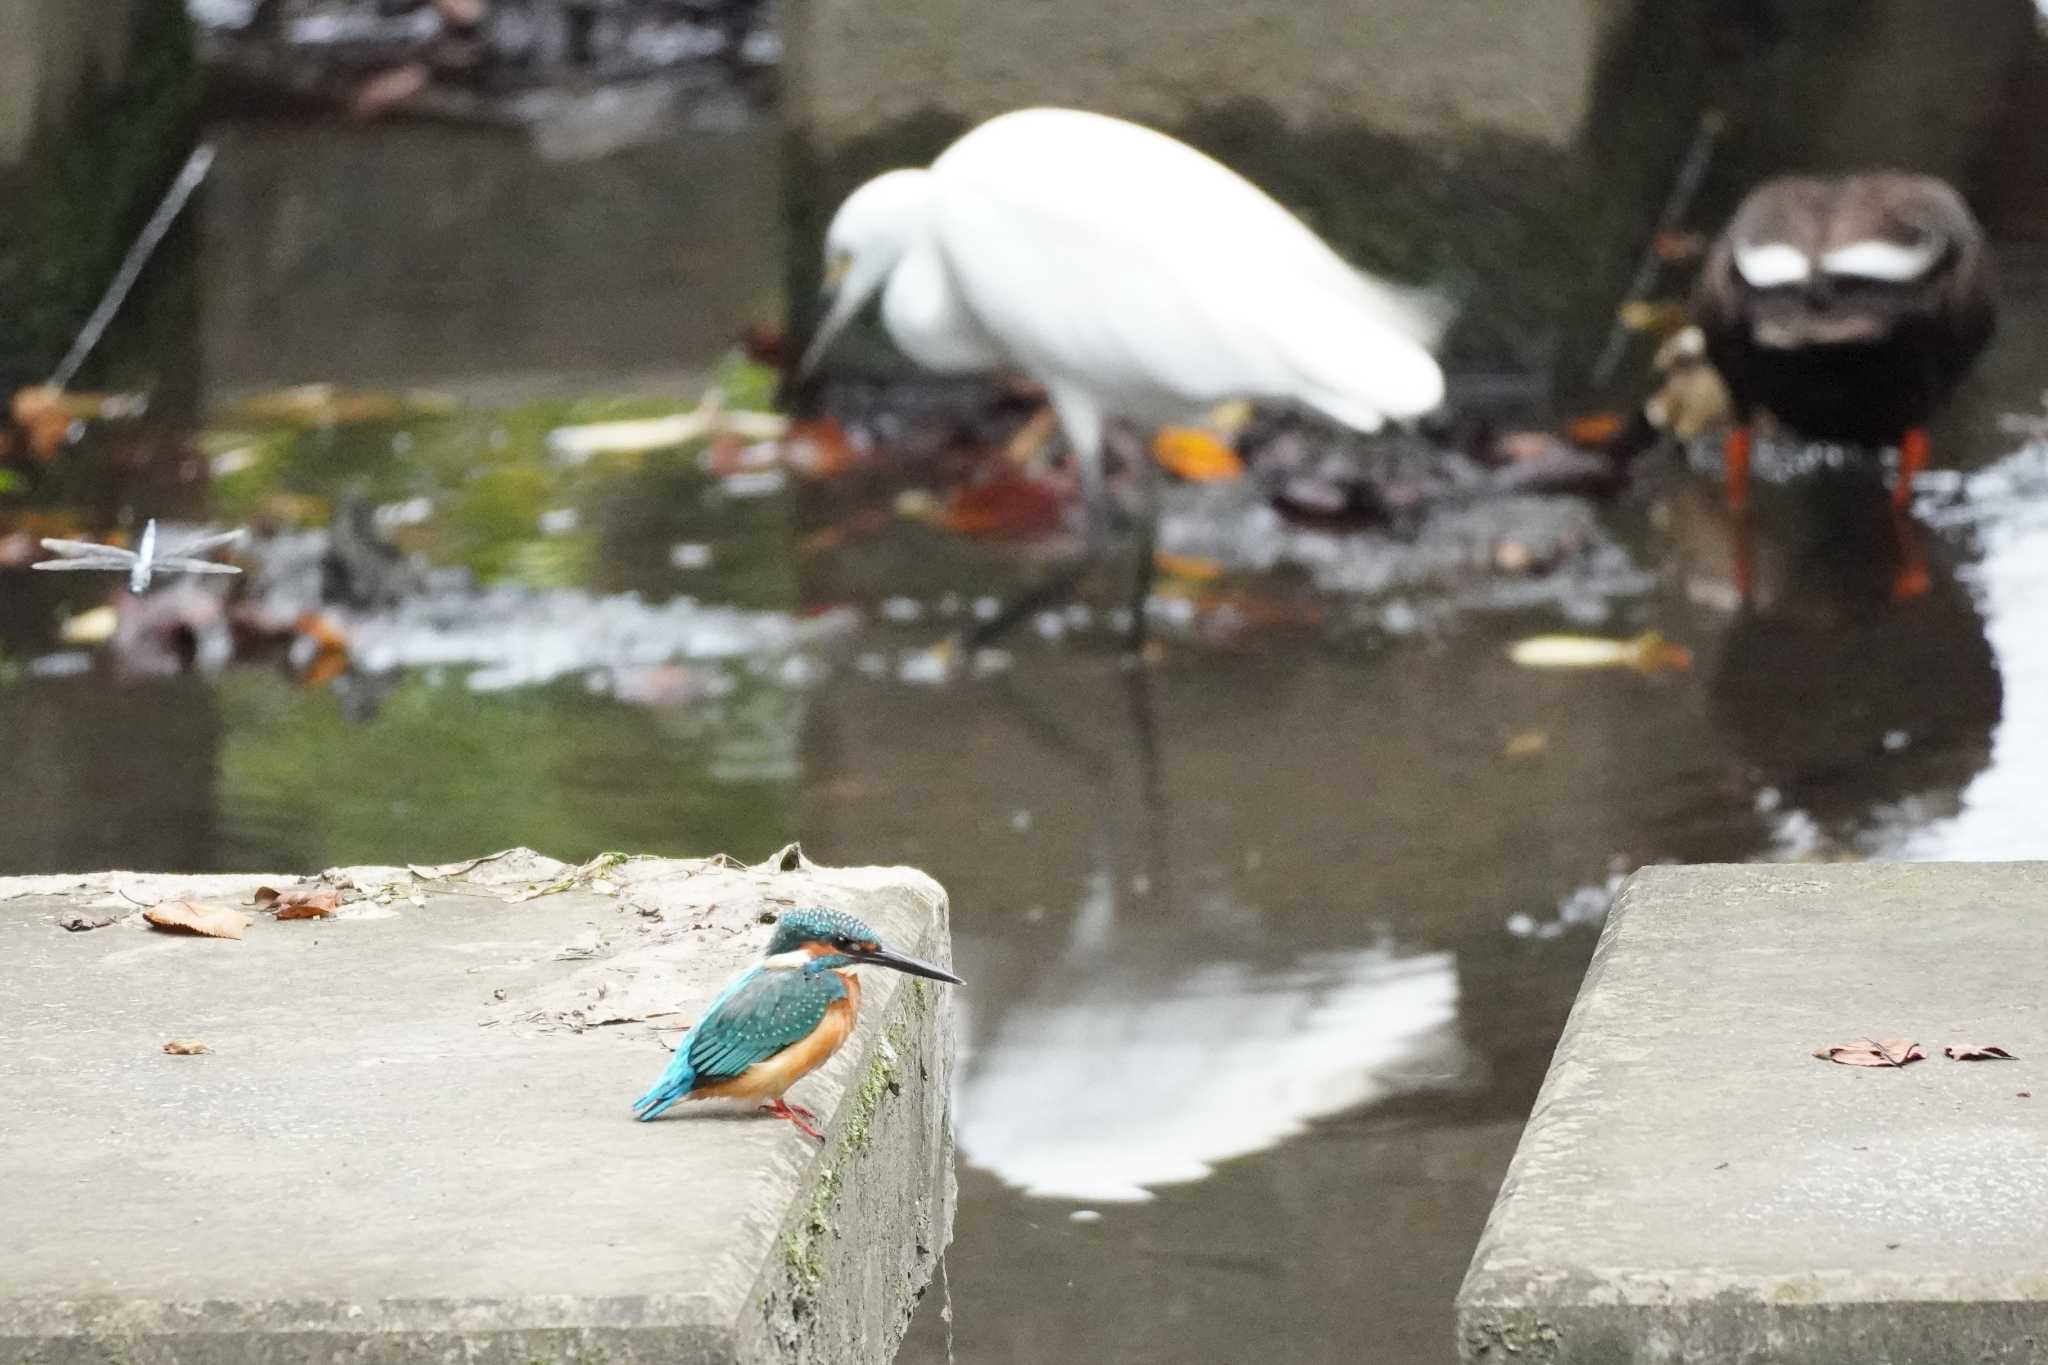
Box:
768, 906, 879, 955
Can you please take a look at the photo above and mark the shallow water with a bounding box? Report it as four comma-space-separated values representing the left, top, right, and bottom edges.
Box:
9, 90, 2048, 1365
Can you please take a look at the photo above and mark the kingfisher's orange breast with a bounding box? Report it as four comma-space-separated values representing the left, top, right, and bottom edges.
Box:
693, 970, 861, 1103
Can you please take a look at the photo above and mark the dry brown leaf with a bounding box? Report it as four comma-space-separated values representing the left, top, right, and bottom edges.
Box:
162, 1039, 210, 1056
254, 884, 340, 919
1651, 230, 1705, 262
1565, 411, 1625, 447
351, 64, 431, 120
936, 471, 1067, 540
1813, 1037, 1924, 1068
1618, 299, 1690, 336
144, 901, 250, 940
1944, 1044, 2017, 1061
1152, 551, 1225, 583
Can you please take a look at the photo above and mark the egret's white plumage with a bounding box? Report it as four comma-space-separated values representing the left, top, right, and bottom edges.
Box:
808, 108, 1446, 445
804, 107, 1448, 643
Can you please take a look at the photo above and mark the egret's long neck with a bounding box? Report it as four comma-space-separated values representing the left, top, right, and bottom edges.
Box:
882, 240, 1005, 373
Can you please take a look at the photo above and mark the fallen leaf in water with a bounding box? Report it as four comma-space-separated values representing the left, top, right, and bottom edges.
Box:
58, 604, 118, 645
1193, 590, 1323, 631
1813, 1038, 1924, 1067
781, 418, 859, 479
935, 471, 1067, 539
1004, 406, 1059, 466
1618, 299, 1690, 336
162, 1039, 210, 1056
741, 321, 785, 367
433, 0, 486, 24
254, 884, 340, 919
1494, 540, 1535, 573
144, 901, 250, 940
1153, 551, 1225, 583
1503, 730, 1549, 759
1652, 231, 1705, 262
1509, 631, 1691, 675
799, 506, 892, 556
351, 64, 431, 119
12, 386, 76, 461
292, 611, 352, 689
58, 911, 115, 932
1945, 1045, 2016, 1061
1152, 427, 1246, 482
1565, 412, 1625, 447
228, 384, 401, 427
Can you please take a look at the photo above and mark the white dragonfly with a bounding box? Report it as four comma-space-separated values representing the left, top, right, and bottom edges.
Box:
32, 519, 246, 593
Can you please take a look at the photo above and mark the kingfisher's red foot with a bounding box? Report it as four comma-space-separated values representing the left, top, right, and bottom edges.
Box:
762, 1098, 824, 1141
1895, 427, 1930, 510
1724, 424, 1753, 514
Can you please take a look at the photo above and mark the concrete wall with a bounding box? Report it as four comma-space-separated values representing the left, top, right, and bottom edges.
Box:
0, 0, 195, 383
0, 0, 135, 169
784, 0, 1630, 152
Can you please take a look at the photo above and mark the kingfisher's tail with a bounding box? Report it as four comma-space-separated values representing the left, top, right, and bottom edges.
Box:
633, 1054, 696, 1122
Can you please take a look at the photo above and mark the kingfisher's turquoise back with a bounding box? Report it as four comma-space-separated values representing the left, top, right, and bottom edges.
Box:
633, 962, 850, 1120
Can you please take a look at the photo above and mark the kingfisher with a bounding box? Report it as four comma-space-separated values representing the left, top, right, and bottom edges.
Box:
633, 906, 963, 1140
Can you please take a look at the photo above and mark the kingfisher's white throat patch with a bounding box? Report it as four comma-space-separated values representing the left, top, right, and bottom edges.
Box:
1733, 242, 1812, 289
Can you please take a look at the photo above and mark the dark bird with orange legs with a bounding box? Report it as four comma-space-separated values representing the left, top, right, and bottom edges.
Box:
1692, 173, 1995, 598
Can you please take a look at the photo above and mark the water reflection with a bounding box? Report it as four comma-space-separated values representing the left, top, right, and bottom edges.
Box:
1647, 455, 2003, 837
1900, 439, 2048, 857
958, 936, 1459, 1202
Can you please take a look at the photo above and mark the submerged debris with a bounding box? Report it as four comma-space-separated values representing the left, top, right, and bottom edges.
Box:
1508, 630, 1692, 675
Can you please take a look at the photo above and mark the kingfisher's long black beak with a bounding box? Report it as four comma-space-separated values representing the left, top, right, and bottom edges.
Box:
849, 943, 964, 985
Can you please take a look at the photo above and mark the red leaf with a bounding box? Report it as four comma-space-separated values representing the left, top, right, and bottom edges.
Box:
937, 471, 1067, 540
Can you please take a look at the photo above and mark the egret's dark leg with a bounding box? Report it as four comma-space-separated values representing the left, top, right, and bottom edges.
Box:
962, 387, 1107, 649
1120, 427, 1160, 654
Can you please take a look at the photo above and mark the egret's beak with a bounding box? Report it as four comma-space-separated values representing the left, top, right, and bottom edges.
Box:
798, 251, 876, 378
847, 942, 964, 985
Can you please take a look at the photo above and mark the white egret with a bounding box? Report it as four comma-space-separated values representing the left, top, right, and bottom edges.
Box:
800, 106, 1448, 648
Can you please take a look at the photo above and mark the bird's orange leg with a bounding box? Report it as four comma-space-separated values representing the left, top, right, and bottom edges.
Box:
762, 1097, 823, 1141
1724, 424, 1752, 514
1724, 425, 1754, 602
1894, 426, 1930, 511
1889, 500, 1931, 603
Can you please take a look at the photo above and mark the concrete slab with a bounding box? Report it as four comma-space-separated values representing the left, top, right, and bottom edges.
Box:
0, 843, 957, 1364
1457, 862, 2048, 1364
